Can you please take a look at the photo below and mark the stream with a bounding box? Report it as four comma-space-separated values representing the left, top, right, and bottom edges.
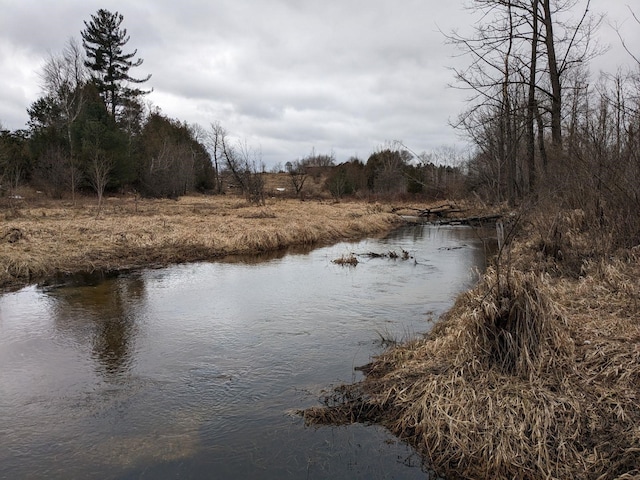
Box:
0, 224, 493, 479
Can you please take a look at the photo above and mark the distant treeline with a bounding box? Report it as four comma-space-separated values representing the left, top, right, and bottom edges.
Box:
0, 8, 470, 204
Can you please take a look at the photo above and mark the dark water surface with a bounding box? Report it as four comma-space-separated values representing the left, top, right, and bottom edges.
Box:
0, 225, 492, 479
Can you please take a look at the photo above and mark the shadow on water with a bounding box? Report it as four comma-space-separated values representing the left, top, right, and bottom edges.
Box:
0, 224, 496, 479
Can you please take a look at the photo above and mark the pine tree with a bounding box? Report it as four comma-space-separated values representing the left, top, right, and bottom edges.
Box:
81, 9, 151, 119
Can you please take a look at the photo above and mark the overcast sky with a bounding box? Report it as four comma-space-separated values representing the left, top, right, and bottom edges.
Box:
1, 1, 639, 167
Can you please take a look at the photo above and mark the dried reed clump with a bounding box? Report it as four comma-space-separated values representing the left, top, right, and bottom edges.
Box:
332, 254, 359, 266
303, 262, 640, 479
468, 268, 573, 380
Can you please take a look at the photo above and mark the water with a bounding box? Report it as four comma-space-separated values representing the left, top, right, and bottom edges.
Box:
0, 225, 493, 479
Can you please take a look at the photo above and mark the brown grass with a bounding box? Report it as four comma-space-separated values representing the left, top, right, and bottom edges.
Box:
0, 194, 403, 291
332, 253, 359, 266
303, 213, 640, 479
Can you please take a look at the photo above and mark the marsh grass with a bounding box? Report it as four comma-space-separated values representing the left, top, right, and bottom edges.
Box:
0, 195, 402, 290
303, 215, 640, 479
332, 254, 359, 266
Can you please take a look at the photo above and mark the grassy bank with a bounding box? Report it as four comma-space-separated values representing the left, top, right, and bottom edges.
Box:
0, 195, 404, 292
303, 208, 640, 479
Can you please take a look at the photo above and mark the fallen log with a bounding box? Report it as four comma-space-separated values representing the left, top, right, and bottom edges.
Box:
435, 214, 503, 225
392, 204, 467, 217
418, 204, 464, 217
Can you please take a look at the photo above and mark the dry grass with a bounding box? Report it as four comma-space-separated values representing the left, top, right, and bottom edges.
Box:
0, 194, 403, 291
332, 253, 359, 266
303, 218, 640, 479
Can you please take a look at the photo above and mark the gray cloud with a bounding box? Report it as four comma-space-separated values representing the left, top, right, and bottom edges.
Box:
1, 0, 638, 166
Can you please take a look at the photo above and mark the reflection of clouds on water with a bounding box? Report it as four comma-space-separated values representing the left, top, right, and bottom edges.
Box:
47, 273, 146, 380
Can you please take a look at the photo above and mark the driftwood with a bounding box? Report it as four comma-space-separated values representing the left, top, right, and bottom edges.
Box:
361, 249, 411, 260
396, 203, 503, 226
435, 214, 503, 226
393, 204, 465, 217
417, 204, 466, 218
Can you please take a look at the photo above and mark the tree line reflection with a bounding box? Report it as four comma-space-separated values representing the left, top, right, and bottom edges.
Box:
48, 272, 146, 380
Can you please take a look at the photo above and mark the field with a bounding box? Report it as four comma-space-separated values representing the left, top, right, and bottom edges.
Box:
0, 193, 404, 291
6, 189, 638, 478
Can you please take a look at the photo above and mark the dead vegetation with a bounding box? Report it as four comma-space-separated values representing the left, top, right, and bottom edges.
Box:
362, 249, 412, 260
303, 206, 640, 479
332, 249, 413, 266
0, 195, 403, 291
332, 253, 359, 266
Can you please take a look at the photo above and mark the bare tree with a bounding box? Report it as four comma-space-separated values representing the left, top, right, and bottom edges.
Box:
538, 0, 602, 152
82, 120, 112, 214
502, 1, 517, 204
366, 147, 409, 196
0, 130, 30, 203
88, 153, 112, 215
221, 135, 247, 193
33, 146, 81, 198
235, 140, 265, 205
205, 121, 226, 194
327, 168, 348, 199
449, 1, 528, 204
615, 7, 640, 67
541, 0, 563, 149
286, 159, 308, 199
143, 138, 195, 198
41, 37, 88, 203
526, 0, 540, 193
202, 121, 265, 203
449, 0, 600, 203
303, 148, 335, 167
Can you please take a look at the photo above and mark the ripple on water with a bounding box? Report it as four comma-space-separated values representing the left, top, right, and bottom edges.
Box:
0, 225, 494, 479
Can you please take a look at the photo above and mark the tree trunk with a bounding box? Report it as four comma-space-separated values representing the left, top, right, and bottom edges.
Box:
542, 0, 563, 149
504, 1, 516, 205
526, 0, 539, 194
535, 99, 548, 170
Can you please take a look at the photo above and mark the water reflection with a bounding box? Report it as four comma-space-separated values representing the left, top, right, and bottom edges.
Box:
219, 242, 317, 265
0, 225, 495, 479
47, 274, 146, 379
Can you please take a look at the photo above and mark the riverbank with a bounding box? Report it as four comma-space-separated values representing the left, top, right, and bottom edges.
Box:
1, 195, 407, 292
303, 208, 640, 479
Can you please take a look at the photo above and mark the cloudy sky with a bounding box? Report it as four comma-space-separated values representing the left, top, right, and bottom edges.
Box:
1, 1, 639, 167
